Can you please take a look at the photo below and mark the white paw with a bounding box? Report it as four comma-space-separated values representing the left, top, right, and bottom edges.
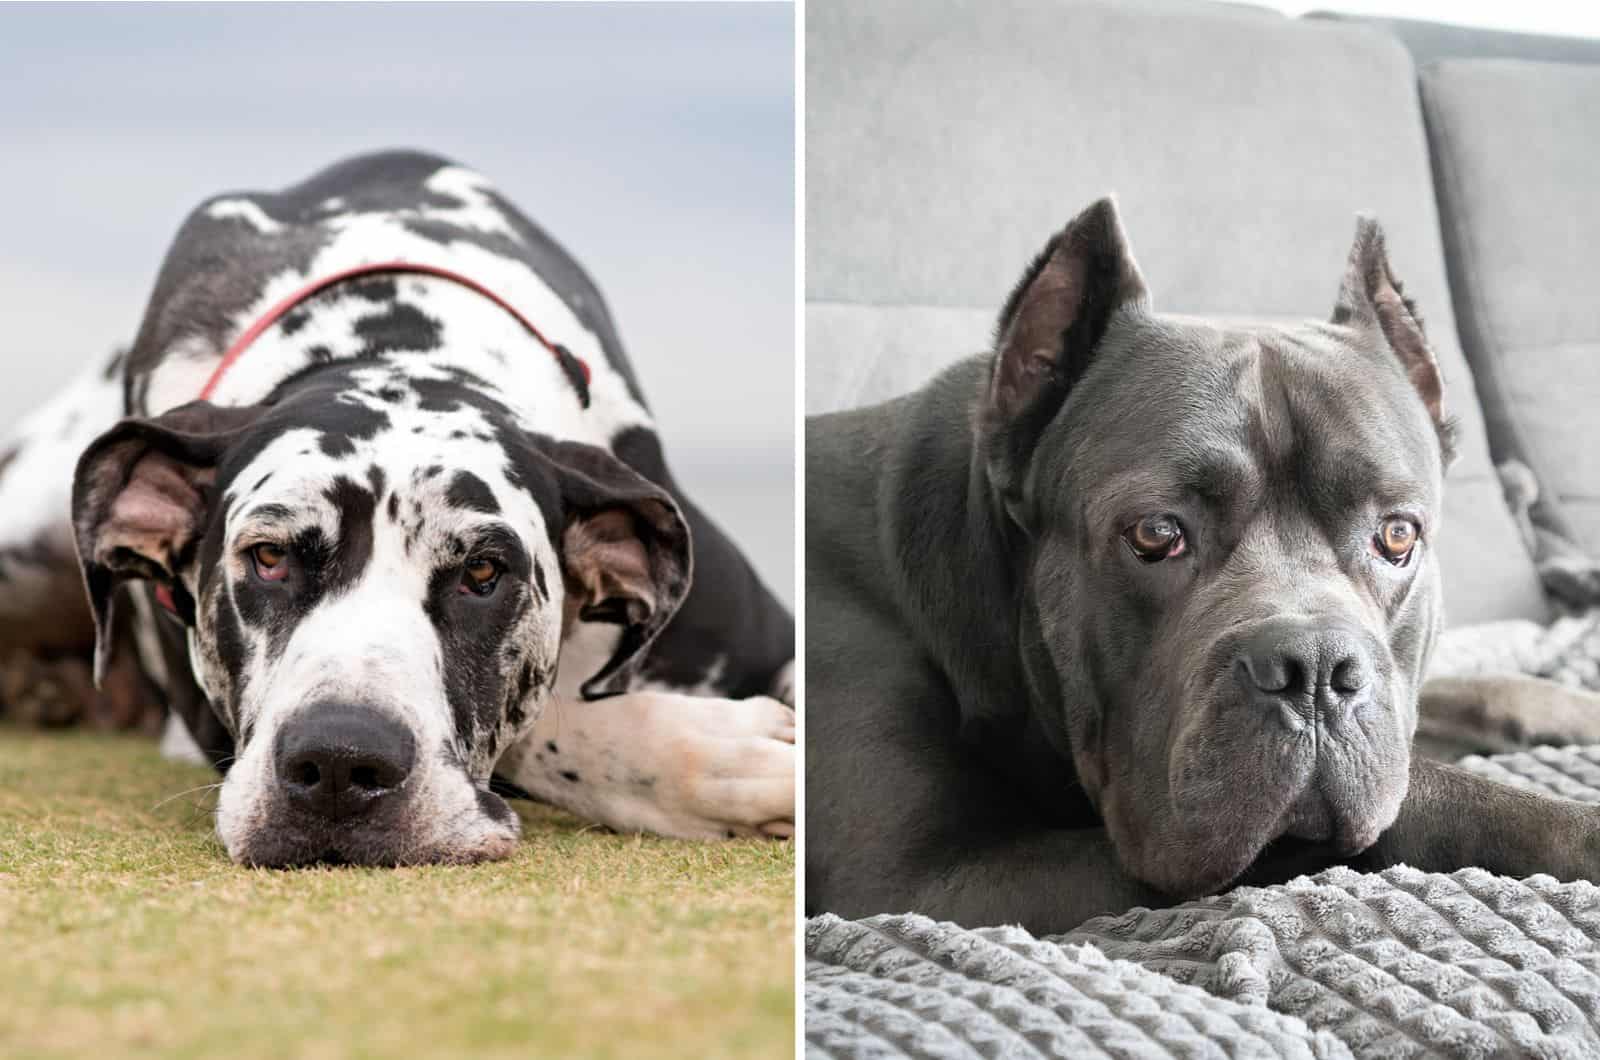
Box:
501, 691, 795, 842
659, 695, 794, 840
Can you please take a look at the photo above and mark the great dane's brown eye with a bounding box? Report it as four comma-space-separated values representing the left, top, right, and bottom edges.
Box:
1373, 516, 1419, 566
460, 558, 501, 596
251, 543, 289, 582
1123, 514, 1186, 562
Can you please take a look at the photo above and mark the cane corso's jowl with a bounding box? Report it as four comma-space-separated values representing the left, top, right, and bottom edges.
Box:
806, 198, 1600, 932
0, 151, 794, 866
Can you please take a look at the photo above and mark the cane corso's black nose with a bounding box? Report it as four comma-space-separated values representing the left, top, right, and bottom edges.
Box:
1235, 618, 1373, 724
274, 705, 416, 819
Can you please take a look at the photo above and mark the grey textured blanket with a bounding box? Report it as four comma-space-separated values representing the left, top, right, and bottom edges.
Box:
806, 747, 1600, 1059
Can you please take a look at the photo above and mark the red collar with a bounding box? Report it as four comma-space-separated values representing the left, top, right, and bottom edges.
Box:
154, 261, 592, 619
198, 260, 591, 403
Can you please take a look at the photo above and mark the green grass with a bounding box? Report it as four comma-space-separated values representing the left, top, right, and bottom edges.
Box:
0, 725, 794, 1059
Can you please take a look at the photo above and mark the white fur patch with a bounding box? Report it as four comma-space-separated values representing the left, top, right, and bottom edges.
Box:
159, 713, 208, 765
205, 199, 284, 234
422, 166, 525, 243
0, 349, 124, 621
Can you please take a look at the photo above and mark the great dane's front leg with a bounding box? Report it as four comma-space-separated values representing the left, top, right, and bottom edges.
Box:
495, 691, 795, 840
1360, 757, 1600, 880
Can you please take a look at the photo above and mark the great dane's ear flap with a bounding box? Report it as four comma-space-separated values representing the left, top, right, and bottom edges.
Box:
71, 401, 264, 684
536, 438, 692, 700
1331, 215, 1456, 463
983, 198, 1149, 485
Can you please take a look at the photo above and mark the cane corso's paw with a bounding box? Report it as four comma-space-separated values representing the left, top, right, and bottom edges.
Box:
1418, 675, 1600, 759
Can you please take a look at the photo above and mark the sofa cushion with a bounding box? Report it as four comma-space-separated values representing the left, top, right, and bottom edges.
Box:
806, 0, 1549, 626
1420, 60, 1600, 556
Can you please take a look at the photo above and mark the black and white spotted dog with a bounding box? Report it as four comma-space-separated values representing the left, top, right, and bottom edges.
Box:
0, 150, 795, 865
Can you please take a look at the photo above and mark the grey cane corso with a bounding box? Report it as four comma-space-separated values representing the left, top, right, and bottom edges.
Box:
806, 198, 1600, 932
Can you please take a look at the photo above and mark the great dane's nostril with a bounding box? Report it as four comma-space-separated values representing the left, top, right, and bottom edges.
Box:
273, 704, 416, 820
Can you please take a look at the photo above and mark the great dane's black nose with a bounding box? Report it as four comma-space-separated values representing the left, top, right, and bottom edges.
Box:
274, 705, 416, 820
1235, 618, 1373, 724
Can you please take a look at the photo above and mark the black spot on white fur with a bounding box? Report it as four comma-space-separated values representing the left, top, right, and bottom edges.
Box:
445, 471, 499, 515
352, 301, 441, 357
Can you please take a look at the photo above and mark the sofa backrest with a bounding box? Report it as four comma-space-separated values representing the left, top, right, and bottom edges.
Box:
1307, 11, 1600, 66
1419, 58, 1600, 550
806, 0, 1550, 627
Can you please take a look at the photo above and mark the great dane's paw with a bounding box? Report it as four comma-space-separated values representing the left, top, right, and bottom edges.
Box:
660, 694, 795, 840
502, 690, 796, 842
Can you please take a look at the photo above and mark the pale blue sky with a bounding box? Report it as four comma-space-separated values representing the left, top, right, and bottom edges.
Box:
0, 1, 795, 600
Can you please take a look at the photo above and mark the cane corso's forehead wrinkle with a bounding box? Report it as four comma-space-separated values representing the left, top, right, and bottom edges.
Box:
1041, 317, 1442, 544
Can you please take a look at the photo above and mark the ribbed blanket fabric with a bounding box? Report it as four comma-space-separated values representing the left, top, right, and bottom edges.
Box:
806, 746, 1600, 1059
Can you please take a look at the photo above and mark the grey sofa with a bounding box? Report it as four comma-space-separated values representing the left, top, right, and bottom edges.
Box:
806, 0, 1599, 630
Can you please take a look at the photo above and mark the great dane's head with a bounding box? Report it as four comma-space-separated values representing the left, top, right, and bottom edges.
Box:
982, 199, 1453, 898
70, 361, 690, 865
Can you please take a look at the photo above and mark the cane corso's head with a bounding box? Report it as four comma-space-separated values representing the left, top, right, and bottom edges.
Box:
983, 200, 1453, 898
70, 361, 689, 865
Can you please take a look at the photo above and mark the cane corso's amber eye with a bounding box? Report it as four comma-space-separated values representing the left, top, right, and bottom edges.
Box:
460, 558, 502, 596
1123, 514, 1187, 562
1373, 516, 1419, 566
251, 543, 289, 582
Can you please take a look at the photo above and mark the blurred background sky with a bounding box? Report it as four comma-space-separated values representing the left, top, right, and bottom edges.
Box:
0, 1, 794, 603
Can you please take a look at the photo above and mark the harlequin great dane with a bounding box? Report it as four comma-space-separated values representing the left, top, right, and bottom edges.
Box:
0, 150, 795, 865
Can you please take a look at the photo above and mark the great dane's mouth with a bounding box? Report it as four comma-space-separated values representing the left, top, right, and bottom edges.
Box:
221, 733, 524, 869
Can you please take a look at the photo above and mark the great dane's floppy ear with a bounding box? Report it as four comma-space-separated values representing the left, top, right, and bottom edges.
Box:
1331, 216, 1455, 461
71, 401, 264, 683
535, 438, 692, 699
984, 198, 1149, 488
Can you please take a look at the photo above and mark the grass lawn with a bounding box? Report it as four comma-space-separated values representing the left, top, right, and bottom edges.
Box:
0, 725, 794, 1060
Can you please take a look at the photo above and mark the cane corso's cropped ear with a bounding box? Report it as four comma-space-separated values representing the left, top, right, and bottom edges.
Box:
71, 401, 265, 683
534, 438, 692, 699
982, 197, 1150, 498
1331, 215, 1456, 465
